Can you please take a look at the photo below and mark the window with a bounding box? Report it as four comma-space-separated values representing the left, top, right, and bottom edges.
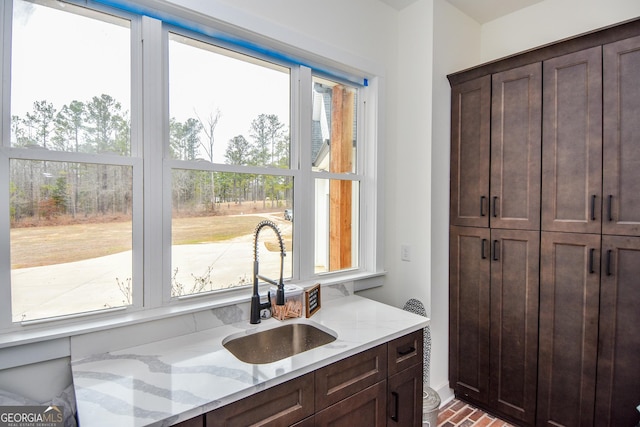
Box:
312, 78, 360, 273
168, 33, 292, 298
0, 0, 379, 336
4, 0, 136, 323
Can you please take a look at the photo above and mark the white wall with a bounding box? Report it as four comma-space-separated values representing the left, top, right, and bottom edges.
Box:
429, 0, 481, 400
481, 0, 640, 62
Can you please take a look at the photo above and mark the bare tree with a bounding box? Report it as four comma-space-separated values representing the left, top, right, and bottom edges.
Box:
196, 109, 221, 210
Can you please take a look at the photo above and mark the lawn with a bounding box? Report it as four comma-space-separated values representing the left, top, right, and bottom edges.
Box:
10, 213, 287, 269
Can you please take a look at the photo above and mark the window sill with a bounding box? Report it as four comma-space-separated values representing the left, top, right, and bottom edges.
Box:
0, 271, 386, 355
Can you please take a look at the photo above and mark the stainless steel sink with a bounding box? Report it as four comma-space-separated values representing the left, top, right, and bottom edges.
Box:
223, 321, 337, 364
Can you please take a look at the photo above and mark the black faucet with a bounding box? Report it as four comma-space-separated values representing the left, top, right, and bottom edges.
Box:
250, 220, 286, 324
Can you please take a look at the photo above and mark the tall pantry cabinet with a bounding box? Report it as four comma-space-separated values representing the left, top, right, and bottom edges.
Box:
448, 19, 640, 427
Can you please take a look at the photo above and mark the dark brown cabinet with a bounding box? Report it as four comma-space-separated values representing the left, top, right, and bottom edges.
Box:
537, 232, 601, 427
488, 229, 539, 425
490, 63, 541, 230
449, 226, 490, 404
541, 47, 602, 234
387, 363, 422, 427
387, 331, 424, 426
449, 226, 539, 425
450, 75, 491, 228
449, 18, 640, 427
206, 372, 315, 427
315, 381, 387, 427
177, 330, 423, 426
603, 35, 640, 236
315, 343, 387, 411
450, 63, 542, 231
595, 236, 640, 426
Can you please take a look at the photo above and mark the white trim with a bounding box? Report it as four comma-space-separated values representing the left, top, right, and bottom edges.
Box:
142, 16, 166, 307
1, 0, 385, 348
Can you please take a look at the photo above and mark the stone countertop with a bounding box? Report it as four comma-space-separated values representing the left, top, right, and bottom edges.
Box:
71, 295, 429, 426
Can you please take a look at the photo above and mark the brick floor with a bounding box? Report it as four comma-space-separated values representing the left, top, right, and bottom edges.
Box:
438, 399, 516, 427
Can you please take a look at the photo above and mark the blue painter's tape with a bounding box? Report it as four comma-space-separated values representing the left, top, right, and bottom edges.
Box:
90, 0, 365, 87
364, 78, 368, 87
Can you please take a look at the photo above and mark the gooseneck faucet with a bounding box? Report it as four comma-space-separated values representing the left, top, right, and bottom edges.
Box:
250, 220, 286, 324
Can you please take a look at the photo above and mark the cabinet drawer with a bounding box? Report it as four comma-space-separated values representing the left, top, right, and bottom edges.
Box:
388, 329, 423, 376
315, 344, 387, 411
206, 372, 314, 427
315, 380, 387, 427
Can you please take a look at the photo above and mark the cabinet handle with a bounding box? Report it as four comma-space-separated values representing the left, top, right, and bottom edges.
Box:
589, 248, 595, 274
481, 239, 488, 259
391, 391, 399, 421
397, 345, 416, 356
492, 240, 500, 261
492, 196, 498, 218
590, 195, 597, 221
607, 195, 613, 222
606, 249, 612, 276
480, 196, 487, 217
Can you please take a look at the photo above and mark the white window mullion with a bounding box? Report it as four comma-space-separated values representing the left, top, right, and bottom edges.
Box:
0, 2, 13, 329
141, 16, 165, 308
296, 65, 314, 281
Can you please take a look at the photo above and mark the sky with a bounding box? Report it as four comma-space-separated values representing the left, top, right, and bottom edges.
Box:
11, 0, 290, 162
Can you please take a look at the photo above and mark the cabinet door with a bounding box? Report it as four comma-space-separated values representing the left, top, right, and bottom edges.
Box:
315, 381, 387, 427
541, 47, 602, 234
206, 373, 314, 427
449, 226, 490, 403
489, 229, 539, 425
450, 76, 491, 227
537, 232, 600, 427
595, 235, 640, 426
603, 35, 640, 236
490, 63, 541, 230
388, 363, 423, 427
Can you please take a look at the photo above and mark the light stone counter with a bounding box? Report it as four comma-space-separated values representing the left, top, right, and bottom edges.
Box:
71, 295, 429, 426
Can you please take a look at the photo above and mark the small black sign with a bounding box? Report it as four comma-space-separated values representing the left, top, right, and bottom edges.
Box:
305, 284, 321, 318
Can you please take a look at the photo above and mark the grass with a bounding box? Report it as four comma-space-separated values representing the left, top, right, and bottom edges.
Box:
10, 211, 290, 269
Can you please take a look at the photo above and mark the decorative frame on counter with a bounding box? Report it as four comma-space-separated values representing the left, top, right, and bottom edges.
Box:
305, 284, 321, 318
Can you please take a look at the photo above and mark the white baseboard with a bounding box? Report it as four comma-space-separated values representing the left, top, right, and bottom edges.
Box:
434, 382, 454, 408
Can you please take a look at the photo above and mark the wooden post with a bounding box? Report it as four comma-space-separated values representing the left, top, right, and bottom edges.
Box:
329, 85, 354, 270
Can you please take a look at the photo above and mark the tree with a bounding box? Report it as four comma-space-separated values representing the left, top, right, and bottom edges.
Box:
249, 113, 285, 166
196, 109, 221, 210
225, 135, 251, 165
196, 109, 221, 162
53, 100, 85, 152
249, 114, 287, 206
11, 115, 28, 147
170, 117, 202, 161
84, 94, 129, 155
225, 135, 252, 204
24, 100, 56, 149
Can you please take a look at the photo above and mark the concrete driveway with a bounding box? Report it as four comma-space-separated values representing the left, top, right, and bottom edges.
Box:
11, 214, 292, 322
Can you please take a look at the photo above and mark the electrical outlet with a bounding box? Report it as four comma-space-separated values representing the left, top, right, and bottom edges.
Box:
401, 245, 411, 262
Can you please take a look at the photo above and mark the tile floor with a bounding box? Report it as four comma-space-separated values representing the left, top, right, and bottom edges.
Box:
438, 399, 516, 427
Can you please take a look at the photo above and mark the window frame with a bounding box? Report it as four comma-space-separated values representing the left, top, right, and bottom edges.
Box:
0, 0, 384, 344
0, 0, 145, 332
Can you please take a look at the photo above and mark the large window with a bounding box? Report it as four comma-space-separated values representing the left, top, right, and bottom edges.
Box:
5, 0, 135, 322
168, 33, 292, 298
0, 0, 378, 336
